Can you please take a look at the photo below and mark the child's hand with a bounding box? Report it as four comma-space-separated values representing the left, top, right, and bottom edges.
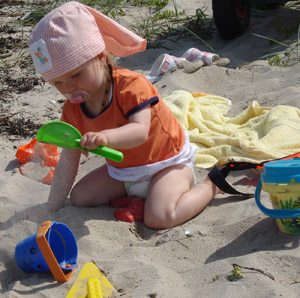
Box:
79, 105, 151, 150
80, 132, 109, 150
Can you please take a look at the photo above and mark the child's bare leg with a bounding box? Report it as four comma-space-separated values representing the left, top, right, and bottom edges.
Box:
144, 165, 219, 229
70, 164, 126, 207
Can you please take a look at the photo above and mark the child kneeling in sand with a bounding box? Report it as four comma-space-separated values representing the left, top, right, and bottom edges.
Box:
29, 1, 220, 229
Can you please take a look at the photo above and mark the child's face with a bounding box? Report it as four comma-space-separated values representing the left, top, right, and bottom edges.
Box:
50, 57, 107, 104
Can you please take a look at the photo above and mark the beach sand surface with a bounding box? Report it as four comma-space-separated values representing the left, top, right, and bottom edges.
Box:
1, 1, 300, 297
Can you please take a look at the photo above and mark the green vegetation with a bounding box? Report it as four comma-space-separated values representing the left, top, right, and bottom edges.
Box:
267, 52, 291, 66
131, 3, 211, 48
129, 0, 168, 9
212, 274, 219, 282
253, 2, 300, 66
0, 0, 212, 94
19, 0, 211, 49
227, 264, 244, 282
20, 1, 64, 26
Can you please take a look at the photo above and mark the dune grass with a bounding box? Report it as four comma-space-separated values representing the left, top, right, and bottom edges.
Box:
1, 0, 212, 87
130, 2, 212, 49
284, 0, 300, 10
20, 0, 212, 49
252, 1, 300, 66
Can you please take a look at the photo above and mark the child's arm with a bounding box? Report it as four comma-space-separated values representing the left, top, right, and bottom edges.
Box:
80, 104, 151, 150
47, 147, 81, 211
9, 148, 81, 222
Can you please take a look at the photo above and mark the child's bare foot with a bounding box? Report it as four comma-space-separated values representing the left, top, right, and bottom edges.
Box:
205, 176, 224, 195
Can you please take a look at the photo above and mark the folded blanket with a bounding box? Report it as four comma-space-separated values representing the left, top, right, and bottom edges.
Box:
163, 90, 300, 168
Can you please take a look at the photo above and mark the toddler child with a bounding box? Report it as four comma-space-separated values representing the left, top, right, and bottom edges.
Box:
29, 1, 220, 229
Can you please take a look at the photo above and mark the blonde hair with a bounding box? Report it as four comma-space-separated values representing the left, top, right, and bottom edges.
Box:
93, 51, 115, 81
105, 51, 115, 67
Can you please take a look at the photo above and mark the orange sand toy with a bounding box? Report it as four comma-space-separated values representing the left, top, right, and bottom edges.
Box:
36, 221, 76, 282
16, 138, 60, 184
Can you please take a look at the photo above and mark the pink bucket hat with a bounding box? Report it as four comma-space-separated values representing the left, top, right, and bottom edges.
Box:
29, 1, 146, 81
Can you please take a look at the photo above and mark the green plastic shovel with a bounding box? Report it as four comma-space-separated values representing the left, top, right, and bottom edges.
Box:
37, 121, 123, 162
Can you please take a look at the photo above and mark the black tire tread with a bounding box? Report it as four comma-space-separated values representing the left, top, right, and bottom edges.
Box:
213, 0, 251, 39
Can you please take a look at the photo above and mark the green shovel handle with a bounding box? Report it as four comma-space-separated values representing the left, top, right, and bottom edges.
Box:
74, 139, 123, 162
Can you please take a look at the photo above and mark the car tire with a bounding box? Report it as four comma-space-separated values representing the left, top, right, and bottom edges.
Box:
213, 0, 251, 39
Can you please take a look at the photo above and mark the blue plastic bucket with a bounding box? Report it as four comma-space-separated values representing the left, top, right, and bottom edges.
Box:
15, 221, 78, 273
255, 158, 300, 233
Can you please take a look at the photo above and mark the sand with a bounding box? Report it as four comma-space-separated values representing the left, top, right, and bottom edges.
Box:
1, 1, 300, 297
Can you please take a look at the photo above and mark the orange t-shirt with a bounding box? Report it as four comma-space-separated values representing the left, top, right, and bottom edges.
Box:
61, 66, 185, 168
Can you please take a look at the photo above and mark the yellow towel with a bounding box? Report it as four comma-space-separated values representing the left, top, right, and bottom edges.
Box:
163, 90, 300, 168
